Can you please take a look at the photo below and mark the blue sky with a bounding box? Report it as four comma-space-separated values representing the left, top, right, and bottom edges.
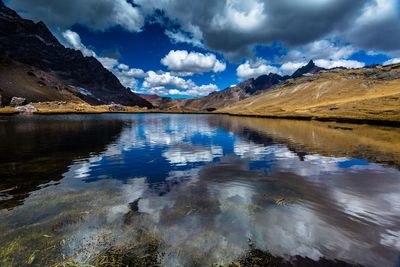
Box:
7, 0, 400, 98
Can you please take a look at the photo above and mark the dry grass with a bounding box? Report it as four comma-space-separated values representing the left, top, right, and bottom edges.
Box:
31, 102, 145, 114
0, 58, 84, 104
0, 102, 212, 115
0, 107, 17, 114
219, 67, 400, 124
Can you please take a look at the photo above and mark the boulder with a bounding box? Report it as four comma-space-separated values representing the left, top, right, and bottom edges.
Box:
10, 97, 26, 107
15, 104, 37, 114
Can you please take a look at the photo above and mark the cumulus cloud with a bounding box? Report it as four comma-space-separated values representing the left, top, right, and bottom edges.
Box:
9, 0, 144, 32
161, 50, 226, 74
97, 57, 119, 70
62, 30, 140, 88
279, 62, 307, 76
278, 59, 364, 76
346, 0, 400, 53
117, 64, 148, 78
61, 30, 217, 95
136, 0, 373, 59
143, 71, 192, 90
383, 58, 400, 66
236, 59, 278, 80
142, 71, 219, 96
165, 30, 204, 48
62, 30, 96, 57
282, 39, 356, 63
314, 59, 365, 69
10, 0, 400, 61
276, 39, 365, 75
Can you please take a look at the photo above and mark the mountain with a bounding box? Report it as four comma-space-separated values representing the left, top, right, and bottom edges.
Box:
292, 60, 325, 78
155, 61, 324, 111
152, 72, 289, 111
219, 63, 400, 124
0, 1, 152, 108
137, 93, 172, 108
0, 56, 90, 105
139, 60, 327, 111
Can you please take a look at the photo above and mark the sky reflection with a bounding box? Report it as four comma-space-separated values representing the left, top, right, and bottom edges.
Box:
0, 114, 399, 267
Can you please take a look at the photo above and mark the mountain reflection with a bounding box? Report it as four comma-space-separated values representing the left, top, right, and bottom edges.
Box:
0, 114, 399, 267
0, 115, 125, 209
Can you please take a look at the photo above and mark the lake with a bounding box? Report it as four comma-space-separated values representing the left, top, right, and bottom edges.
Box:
0, 114, 399, 267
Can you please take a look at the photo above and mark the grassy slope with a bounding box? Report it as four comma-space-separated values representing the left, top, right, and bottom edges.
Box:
219, 65, 400, 123
0, 58, 85, 104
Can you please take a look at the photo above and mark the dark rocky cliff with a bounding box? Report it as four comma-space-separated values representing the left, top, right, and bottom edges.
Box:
0, 1, 152, 107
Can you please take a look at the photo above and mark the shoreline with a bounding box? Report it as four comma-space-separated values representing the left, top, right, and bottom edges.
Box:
217, 112, 400, 127
1, 107, 399, 127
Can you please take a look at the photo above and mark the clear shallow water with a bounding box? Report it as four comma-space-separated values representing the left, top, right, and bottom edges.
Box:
0, 114, 399, 266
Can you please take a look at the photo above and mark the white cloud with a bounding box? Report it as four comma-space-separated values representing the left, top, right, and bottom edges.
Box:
277, 39, 364, 75
161, 50, 226, 74
62, 30, 140, 89
165, 30, 203, 48
135, 0, 379, 60
346, 0, 400, 52
383, 58, 400, 66
11, 0, 144, 32
62, 30, 96, 57
314, 59, 365, 69
13, 0, 400, 60
142, 71, 218, 96
117, 65, 148, 78
282, 39, 356, 63
236, 59, 278, 80
210, 0, 267, 32
97, 57, 119, 70
117, 63, 129, 71
143, 71, 193, 90
278, 59, 364, 76
279, 62, 307, 76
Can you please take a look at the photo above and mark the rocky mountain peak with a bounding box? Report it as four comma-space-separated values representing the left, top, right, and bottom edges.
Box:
0, 1, 152, 108
291, 60, 324, 78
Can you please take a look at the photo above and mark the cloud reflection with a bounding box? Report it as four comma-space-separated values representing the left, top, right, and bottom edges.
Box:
1, 115, 399, 267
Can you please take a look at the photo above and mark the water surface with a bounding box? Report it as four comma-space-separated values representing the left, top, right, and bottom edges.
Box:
0, 114, 399, 266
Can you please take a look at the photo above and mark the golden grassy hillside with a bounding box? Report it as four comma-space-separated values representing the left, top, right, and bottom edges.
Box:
219, 64, 400, 124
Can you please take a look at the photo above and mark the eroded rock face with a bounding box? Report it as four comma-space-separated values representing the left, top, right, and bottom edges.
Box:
0, 1, 152, 108
9, 97, 26, 107
291, 60, 325, 78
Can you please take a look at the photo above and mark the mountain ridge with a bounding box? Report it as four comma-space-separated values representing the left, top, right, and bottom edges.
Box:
152, 60, 326, 111
0, 1, 152, 108
219, 62, 400, 124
